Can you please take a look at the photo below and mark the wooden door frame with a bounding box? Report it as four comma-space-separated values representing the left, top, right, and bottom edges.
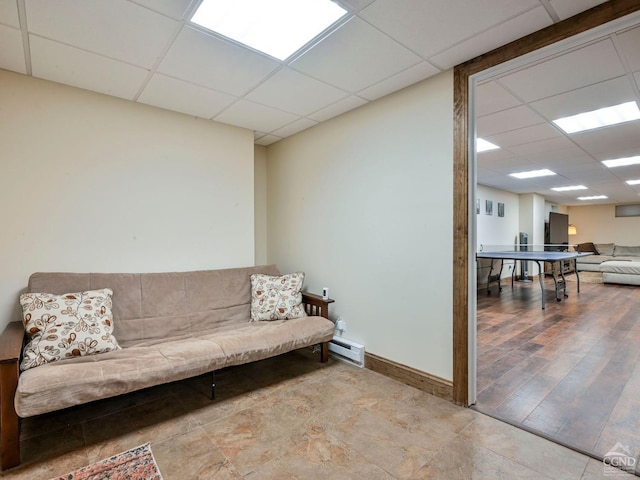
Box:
452, 0, 640, 406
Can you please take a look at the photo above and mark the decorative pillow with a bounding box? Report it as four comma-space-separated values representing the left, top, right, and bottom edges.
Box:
19, 288, 121, 372
595, 243, 615, 256
576, 242, 599, 255
614, 245, 640, 257
250, 272, 306, 321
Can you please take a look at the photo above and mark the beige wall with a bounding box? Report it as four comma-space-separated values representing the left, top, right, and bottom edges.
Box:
254, 145, 268, 265
266, 71, 454, 380
0, 69, 255, 329
568, 204, 640, 246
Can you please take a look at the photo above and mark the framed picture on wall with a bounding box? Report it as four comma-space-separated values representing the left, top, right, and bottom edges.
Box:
498, 203, 504, 217
485, 200, 493, 215
476, 198, 480, 214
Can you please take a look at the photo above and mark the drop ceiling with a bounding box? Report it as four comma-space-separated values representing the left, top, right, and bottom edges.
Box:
1, 0, 638, 206
476, 12, 640, 206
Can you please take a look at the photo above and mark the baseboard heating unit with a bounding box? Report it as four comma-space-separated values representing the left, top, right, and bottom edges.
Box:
328, 336, 365, 368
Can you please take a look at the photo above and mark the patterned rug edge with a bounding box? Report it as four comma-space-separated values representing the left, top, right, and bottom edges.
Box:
49, 443, 163, 480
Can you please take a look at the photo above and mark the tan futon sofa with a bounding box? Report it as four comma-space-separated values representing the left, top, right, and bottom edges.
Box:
0, 265, 335, 470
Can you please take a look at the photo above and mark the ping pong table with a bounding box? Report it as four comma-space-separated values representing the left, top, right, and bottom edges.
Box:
476, 251, 593, 309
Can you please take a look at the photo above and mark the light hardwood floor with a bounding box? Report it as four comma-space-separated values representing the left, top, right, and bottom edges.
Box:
475, 274, 640, 475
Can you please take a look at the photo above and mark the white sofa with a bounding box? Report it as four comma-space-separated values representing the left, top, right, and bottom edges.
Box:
576, 243, 640, 285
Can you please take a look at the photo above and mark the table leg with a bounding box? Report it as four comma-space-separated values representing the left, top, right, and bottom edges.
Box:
575, 259, 581, 293
536, 261, 545, 309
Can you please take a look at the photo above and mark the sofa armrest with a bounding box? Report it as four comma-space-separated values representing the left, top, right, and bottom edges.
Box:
0, 321, 23, 365
301, 292, 334, 319
0, 321, 23, 470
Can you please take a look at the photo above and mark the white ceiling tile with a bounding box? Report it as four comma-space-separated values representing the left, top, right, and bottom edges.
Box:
0, 24, 26, 73
635, 71, 640, 91
529, 75, 635, 121
498, 39, 626, 102
487, 123, 561, 148
255, 135, 282, 146
507, 136, 575, 156
430, 6, 553, 69
246, 68, 347, 116
357, 62, 440, 101
0, 0, 19, 27
476, 148, 519, 166
30, 36, 148, 100
307, 95, 368, 122
548, 0, 608, 20
339, 0, 375, 11
475, 81, 522, 117
270, 118, 318, 138
571, 122, 640, 158
617, 25, 640, 72
291, 17, 421, 93
158, 26, 279, 96
127, 0, 192, 20
477, 105, 545, 137
360, 0, 540, 59
214, 99, 298, 133
138, 74, 236, 119
26, 0, 178, 68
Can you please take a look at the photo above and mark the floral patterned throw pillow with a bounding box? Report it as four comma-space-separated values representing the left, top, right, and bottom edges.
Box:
19, 288, 121, 372
250, 272, 306, 321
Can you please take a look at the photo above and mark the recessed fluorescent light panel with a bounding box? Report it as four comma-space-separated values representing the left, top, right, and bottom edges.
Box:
626, 179, 640, 185
509, 169, 556, 179
476, 138, 500, 153
577, 195, 608, 200
552, 101, 640, 134
602, 156, 640, 168
190, 0, 348, 61
550, 185, 587, 192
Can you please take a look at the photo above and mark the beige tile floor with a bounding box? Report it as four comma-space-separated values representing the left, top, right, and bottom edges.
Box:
1, 349, 633, 479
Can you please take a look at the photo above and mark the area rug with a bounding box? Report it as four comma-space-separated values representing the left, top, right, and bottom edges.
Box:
565, 271, 603, 284
50, 443, 163, 480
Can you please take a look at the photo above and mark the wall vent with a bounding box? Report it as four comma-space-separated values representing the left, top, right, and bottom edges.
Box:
328, 336, 365, 368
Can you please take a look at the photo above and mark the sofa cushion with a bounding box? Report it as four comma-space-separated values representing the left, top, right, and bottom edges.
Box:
15, 315, 334, 417
599, 261, 640, 275
19, 289, 120, 372
250, 272, 306, 321
576, 242, 599, 254
26, 265, 282, 345
595, 243, 615, 256
613, 245, 640, 257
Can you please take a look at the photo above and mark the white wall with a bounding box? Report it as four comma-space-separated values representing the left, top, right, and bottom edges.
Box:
254, 145, 268, 265
518, 193, 546, 275
266, 71, 454, 381
0, 70, 255, 330
568, 204, 640, 246
476, 185, 520, 281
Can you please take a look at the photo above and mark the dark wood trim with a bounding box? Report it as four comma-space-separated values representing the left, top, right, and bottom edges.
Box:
365, 352, 453, 402
0, 321, 24, 470
452, 0, 640, 406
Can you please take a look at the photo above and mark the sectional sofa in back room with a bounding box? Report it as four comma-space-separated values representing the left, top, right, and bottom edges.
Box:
576, 242, 640, 285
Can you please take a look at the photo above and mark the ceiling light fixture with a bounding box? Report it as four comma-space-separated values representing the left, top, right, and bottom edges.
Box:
476, 138, 500, 153
509, 169, 556, 179
552, 101, 640, 134
577, 195, 608, 201
190, 0, 348, 61
550, 185, 587, 192
626, 179, 640, 185
602, 156, 640, 168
